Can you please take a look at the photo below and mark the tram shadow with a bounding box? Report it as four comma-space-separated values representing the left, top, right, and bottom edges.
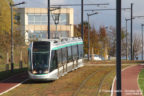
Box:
0, 69, 54, 84
0, 68, 28, 83
24, 79, 54, 84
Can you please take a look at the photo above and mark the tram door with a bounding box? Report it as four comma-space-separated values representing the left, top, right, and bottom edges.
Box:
50, 50, 58, 72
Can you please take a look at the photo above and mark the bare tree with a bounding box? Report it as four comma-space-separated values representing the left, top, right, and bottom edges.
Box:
107, 26, 116, 57
107, 26, 127, 57
133, 34, 142, 60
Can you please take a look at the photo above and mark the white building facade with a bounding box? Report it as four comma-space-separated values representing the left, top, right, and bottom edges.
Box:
17, 8, 74, 44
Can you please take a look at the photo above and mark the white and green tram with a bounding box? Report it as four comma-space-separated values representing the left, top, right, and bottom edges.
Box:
28, 37, 84, 80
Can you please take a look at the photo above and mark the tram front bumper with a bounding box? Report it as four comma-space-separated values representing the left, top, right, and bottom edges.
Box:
28, 71, 58, 81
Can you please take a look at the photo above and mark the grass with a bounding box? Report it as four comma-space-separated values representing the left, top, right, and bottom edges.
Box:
2, 66, 115, 96
86, 60, 144, 65
0, 46, 28, 66
0, 61, 141, 96
0, 46, 28, 81
138, 69, 144, 96
97, 65, 129, 96
75, 67, 113, 96
97, 70, 115, 96
0, 63, 27, 71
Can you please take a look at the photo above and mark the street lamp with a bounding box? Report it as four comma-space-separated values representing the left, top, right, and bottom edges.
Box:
87, 12, 98, 61
51, 12, 61, 38
10, 2, 25, 72
141, 24, 144, 60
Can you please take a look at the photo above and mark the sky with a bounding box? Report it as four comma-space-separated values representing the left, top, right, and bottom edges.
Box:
14, 0, 144, 36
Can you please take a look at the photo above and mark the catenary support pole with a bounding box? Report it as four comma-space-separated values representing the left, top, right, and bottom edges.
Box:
130, 3, 133, 60
125, 19, 128, 60
10, 4, 14, 72
81, 0, 84, 39
88, 15, 90, 60
142, 24, 144, 60
116, 0, 121, 96
48, 0, 50, 39
10, 2, 25, 72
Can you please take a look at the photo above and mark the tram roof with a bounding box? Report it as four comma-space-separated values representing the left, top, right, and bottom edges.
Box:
34, 37, 83, 43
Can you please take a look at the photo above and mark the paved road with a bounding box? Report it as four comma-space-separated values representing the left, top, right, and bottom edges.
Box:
0, 72, 28, 95
112, 65, 144, 96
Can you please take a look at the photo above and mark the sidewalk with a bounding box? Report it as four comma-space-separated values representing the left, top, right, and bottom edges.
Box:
0, 72, 28, 95
112, 65, 144, 96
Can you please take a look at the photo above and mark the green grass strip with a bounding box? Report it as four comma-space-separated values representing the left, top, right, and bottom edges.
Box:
138, 69, 144, 96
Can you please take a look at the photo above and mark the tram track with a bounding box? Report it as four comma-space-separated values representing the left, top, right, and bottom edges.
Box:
72, 67, 114, 96
96, 70, 114, 96
0, 65, 119, 96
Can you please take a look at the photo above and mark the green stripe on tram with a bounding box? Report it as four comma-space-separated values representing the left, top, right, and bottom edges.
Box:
52, 42, 83, 50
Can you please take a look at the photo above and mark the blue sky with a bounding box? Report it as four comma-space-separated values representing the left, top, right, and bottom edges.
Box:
14, 0, 144, 35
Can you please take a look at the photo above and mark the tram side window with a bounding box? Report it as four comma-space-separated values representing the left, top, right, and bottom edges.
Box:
77, 45, 79, 59
57, 49, 62, 64
75, 45, 78, 58
62, 48, 67, 63
72, 45, 78, 59
78, 44, 84, 59
28, 49, 32, 70
68, 46, 72, 61
50, 50, 58, 72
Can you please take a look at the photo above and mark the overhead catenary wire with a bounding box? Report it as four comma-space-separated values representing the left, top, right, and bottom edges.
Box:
84, 8, 131, 11
51, 3, 109, 7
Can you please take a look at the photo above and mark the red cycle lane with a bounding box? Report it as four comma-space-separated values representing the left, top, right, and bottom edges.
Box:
0, 72, 28, 95
112, 65, 144, 96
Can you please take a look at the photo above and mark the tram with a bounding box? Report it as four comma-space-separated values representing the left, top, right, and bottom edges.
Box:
28, 37, 84, 80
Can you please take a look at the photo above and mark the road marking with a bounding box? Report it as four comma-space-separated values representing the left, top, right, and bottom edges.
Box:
0, 79, 28, 96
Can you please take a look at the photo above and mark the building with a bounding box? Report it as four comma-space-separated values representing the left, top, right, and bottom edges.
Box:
17, 8, 74, 44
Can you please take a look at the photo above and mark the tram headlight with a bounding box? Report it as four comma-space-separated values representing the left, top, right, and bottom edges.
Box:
32, 70, 37, 74
43, 70, 49, 74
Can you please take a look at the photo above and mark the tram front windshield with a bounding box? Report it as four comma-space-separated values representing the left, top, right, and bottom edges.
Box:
32, 42, 50, 74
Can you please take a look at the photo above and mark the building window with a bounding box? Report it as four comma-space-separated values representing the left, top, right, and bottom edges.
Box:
51, 31, 69, 38
28, 14, 69, 25
28, 31, 70, 39
28, 31, 47, 39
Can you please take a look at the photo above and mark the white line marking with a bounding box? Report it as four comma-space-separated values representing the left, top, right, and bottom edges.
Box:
111, 76, 116, 96
0, 79, 28, 96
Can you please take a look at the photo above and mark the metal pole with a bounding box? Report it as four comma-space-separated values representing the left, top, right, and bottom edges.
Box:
56, 24, 57, 38
10, 4, 14, 72
116, 0, 121, 95
81, 0, 84, 39
48, 0, 50, 39
130, 3, 133, 60
142, 24, 144, 60
126, 19, 128, 60
88, 15, 90, 61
